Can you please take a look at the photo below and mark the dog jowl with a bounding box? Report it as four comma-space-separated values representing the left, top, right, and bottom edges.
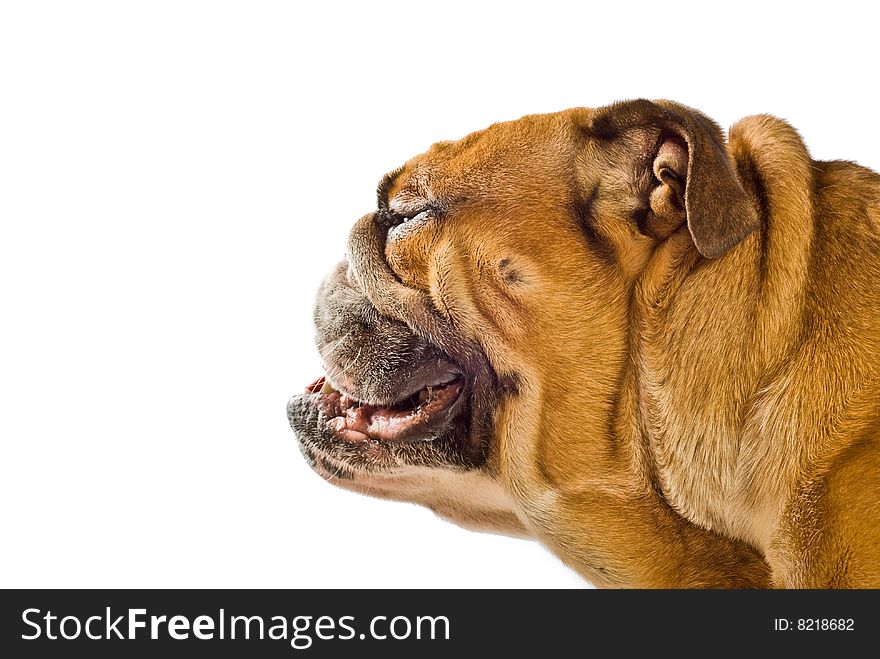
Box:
288, 99, 880, 588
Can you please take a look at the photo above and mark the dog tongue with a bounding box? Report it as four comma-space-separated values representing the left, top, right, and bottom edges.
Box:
306, 376, 463, 443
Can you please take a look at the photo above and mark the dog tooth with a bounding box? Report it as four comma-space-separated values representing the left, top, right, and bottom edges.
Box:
321, 380, 336, 394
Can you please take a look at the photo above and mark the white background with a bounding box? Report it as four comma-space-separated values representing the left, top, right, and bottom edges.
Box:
1, 1, 877, 588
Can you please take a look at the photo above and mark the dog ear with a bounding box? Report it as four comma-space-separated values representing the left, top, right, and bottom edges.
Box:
585, 99, 758, 258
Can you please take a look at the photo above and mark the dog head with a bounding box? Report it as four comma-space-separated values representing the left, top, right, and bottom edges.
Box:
287, 99, 758, 539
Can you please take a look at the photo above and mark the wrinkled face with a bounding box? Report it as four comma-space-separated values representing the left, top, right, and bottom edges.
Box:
287, 108, 629, 537
287, 101, 754, 538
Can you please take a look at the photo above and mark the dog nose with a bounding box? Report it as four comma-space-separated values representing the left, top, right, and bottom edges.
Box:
286, 396, 299, 427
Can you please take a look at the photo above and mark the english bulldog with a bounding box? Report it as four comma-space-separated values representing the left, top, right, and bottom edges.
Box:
288, 100, 880, 587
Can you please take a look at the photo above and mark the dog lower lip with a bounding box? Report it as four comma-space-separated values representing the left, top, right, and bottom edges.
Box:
303, 375, 465, 443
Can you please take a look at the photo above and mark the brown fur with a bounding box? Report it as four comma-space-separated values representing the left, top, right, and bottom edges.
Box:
303, 100, 880, 587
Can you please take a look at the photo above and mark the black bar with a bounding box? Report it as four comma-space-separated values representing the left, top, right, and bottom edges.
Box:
2, 589, 877, 656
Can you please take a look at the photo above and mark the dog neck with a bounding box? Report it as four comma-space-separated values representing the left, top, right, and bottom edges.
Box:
489, 114, 817, 586
626, 115, 817, 551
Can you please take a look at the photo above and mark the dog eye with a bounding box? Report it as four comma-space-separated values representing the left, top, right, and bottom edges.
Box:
385, 209, 433, 242
400, 209, 431, 224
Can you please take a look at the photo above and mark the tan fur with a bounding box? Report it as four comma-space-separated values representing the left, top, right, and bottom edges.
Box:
363, 100, 880, 587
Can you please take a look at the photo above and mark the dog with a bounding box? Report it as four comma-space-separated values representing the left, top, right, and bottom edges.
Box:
288, 99, 880, 587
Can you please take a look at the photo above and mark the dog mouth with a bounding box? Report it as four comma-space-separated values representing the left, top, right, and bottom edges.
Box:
301, 373, 465, 444
288, 256, 498, 479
